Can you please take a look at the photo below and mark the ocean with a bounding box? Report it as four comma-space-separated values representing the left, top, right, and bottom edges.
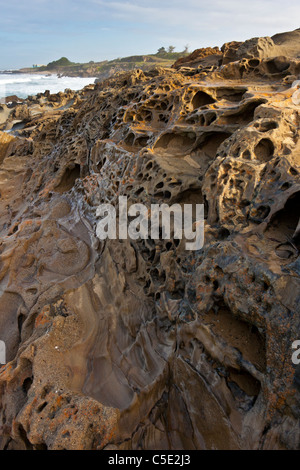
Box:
0, 73, 97, 100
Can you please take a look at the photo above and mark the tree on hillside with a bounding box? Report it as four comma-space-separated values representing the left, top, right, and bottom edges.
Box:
157, 47, 166, 54
183, 44, 189, 53
168, 46, 176, 53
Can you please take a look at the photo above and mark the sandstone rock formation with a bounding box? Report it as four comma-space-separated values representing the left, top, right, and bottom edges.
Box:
172, 47, 222, 69
221, 29, 300, 65
0, 30, 300, 450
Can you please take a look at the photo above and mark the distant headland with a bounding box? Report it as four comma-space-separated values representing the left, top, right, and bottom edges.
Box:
1, 48, 190, 80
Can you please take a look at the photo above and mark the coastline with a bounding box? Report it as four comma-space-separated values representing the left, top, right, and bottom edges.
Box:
0, 73, 97, 111
0, 51, 184, 80
0, 69, 91, 78
0, 69, 53, 75
0, 80, 96, 131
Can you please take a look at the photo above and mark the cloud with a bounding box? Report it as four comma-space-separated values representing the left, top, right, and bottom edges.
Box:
89, 0, 300, 30
1, 0, 299, 35
0, 0, 299, 69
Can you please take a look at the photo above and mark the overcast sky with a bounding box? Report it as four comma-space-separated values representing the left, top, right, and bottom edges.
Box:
0, 0, 299, 69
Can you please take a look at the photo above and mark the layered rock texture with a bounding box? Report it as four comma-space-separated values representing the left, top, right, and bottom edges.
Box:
0, 29, 300, 450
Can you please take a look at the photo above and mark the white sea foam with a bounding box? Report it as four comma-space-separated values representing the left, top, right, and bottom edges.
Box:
0, 73, 96, 99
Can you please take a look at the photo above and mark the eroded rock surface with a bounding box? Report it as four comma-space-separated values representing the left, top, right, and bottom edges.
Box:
0, 30, 300, 450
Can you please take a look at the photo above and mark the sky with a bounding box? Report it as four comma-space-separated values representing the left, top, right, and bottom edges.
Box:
0, 0, 300, 69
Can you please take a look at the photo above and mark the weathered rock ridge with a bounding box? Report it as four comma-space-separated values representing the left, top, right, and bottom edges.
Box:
0, 30, 300, 450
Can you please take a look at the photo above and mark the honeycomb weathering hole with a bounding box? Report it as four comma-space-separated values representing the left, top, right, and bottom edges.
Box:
215, 87, 247, 102
227, 368, 261, 400
254, 120, 278, 132
173, 188, 206, 219
266, 57, 290, 74
248, 59, 260, 68
222, 99, 266, 126
205, 305, 266, 373
268, 191, 300, 249
254, 138, 274, 162
154, 132, 197, 154
197, 132, 232, 158
191, 91, 216, 109
55, 164, 81, 193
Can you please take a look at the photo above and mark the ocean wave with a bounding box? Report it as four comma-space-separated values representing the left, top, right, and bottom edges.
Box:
0, 73, 96, 99
0, 74, 47, 85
